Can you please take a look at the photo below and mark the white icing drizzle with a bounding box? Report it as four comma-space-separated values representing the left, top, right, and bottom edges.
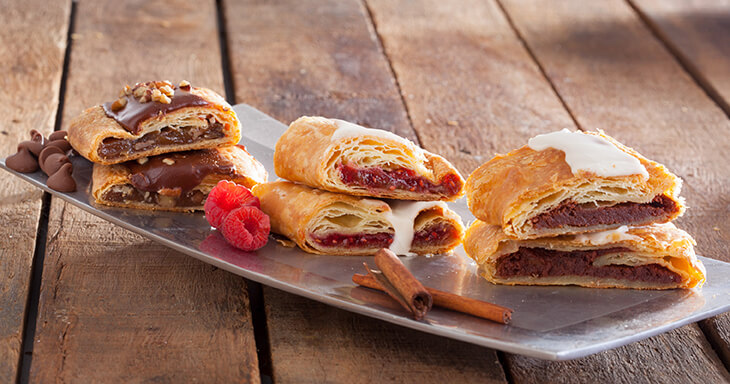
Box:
527, 129, 649, 178
331, 119, 411, 146
385, 201, 447, 256
574, 225, 642, 245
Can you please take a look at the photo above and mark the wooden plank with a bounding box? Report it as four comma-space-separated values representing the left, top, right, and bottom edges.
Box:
507, 325, 730, 383
222, 0, 414, 140
29, 0, 260, 382
498, 0, 730, 380
629, 0, 730, 114
265, 288, 507, 384
0, 0, 70, 381
224, 0, 509, 381
365, 0, 575, 171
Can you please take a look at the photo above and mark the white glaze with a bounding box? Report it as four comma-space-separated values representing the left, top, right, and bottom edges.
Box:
574, 225, 642, 245
331, 119, 411, 146
385, 201, 447, 256
527, 129, 649, 178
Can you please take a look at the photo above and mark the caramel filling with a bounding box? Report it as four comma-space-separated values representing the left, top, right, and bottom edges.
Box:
495, 247, 681, 284
102, 184, 206, 208
98, 122, 224, 160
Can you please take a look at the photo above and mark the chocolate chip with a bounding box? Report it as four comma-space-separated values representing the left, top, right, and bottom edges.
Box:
45, 139, 72, 153
42, 153, 70, 176
6, 147, 39, 173
46, 163, 75, 192
48, 130, 68, 142
38, 146, 64, 168
18, 140, 44, 156
30, 129, 46, 145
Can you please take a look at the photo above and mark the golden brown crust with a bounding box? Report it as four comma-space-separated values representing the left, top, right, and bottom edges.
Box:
274, 116, 464, 201
463, 220, 705, 289
253, 180, 464, 255
465, 131, 684, 239
68, 87, 241, 165
91, 146, 266, 212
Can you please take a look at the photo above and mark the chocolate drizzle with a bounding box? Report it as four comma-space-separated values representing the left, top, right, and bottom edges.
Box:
102, 88, 210, 135
123, 150, 236, 193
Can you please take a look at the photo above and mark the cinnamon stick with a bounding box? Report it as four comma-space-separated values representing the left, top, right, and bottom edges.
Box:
353, 273, 513, 325
363, 248, 433, 320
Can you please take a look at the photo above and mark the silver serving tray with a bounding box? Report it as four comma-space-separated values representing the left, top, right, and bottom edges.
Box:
3, 103, 729, 361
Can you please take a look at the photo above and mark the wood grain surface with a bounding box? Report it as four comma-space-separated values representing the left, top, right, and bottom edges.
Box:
1, 0, 728, 381
224, 0, 508, 381
629, 0, 730, 115
498, 0, 730, 380
222, 0, 415, 141
0, 0, 70, 381
366, 0, 575, 173
507, 325, 730, 384
28, 1, 259, 382
265, 288, 506, 384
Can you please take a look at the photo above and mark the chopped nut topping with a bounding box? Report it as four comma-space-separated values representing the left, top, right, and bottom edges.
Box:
160, 85, 174, 97
178, 80, 191, 91
127, 81, 179, 104
137, 157, 149, 165
111, 97, 128, 111
162, 158, 175, 165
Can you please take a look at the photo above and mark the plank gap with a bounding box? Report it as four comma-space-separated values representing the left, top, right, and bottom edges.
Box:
246, 282, 274, 384
626, 0, 730, 119
16, 2, 76, 382
215, 0, 236, 104
496, 351, 515, 384
699, 318, 730, 373
215, 1, 272, 382
17, 193, 52, 384
494, 0, 584, 131
360, 0, 421, 145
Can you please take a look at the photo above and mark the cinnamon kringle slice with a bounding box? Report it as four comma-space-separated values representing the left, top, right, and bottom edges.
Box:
92, 145, 266, 212
253, 180, 465, 255
465, 129, 684, 239
463, 220, 705, 289
68, 81, 241, 165
274, 116, 465, 201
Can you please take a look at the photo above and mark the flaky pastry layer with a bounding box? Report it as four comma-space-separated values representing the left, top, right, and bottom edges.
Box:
253, 180, 464, 255
68, 87, 241, 164
274, 116, 464, 201
91, 146, 267, 212
465, 131, 684, 239
463, 221, 705, 289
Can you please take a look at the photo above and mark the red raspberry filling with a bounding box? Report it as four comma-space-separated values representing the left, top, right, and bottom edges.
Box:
337, 162, 461, 196
310, 232, 394, 248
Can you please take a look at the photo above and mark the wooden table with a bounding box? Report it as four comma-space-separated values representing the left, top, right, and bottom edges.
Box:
2, 0, 729, 382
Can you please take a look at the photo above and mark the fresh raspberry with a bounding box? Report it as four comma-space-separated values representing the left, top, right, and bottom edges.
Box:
221, 206, 270, 251
204, 180, 260, 229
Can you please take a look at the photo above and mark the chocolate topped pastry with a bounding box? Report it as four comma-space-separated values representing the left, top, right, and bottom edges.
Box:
68, 80, 241, 165
92, 145, 267, 211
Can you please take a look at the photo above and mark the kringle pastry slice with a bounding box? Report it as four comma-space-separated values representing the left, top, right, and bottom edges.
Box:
465, 129, 684, 239
68, 81, 241, 165
92, 145, 266, 211
252, 180, 465, 255
274, 116, 465, 201
464, 221, 705, 289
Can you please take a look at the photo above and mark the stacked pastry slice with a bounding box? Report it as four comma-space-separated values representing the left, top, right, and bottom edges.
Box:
254, 116, 466, 255
68, 81, 267, 211
463, 129, 705, 289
